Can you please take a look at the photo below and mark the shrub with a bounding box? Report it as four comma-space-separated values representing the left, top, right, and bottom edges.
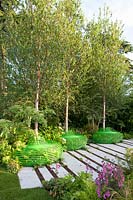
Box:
0, 139, 11, 165
123, 148, 133, 175
40, 126, 64, 144
83, 123, 98, 137
6, 158, 20, 174
43, 172, 99, 200
123, 133, 133, 139
111, 173, 133, 200
8, 104, 47, 128
0, 119, 35, 172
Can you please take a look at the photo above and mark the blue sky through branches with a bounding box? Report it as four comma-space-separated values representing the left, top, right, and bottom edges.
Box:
81, 0, 133, 60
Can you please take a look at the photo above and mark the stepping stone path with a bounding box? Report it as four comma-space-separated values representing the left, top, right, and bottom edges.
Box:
18, 139, 133, 189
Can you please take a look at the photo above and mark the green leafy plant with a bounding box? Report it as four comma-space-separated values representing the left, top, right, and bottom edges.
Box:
43, 172, 99, 200
8, 104, 47, 128
0, 119, 35, 172
6, 158, 20, 174
110, 173, 133, 200
123, 148, 133, 175
83, 123, 98, 138
64, 130, 76, 135
0, 139, 11, 165
123, 133, 133, 139
40, 126, 64, 144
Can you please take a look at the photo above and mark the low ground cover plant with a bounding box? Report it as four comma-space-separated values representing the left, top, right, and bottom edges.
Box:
43, 172, 99, 200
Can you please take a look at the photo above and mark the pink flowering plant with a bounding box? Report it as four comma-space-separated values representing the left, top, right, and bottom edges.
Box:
95, 162, 125, 199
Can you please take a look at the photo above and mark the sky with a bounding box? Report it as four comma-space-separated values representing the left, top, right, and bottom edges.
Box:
81, 0, 133, 60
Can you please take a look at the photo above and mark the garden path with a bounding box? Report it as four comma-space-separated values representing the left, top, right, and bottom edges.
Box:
18, 139, 133, 189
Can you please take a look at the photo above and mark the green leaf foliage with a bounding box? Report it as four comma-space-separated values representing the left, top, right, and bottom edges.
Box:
0, 1, 132, 141
43, 172, 99, 200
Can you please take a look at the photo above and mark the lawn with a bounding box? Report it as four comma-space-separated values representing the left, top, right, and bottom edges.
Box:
0, 168, 54, 200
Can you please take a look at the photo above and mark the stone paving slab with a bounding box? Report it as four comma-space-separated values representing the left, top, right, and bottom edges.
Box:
90, 143, 125, 159
18, 167, 43, 189
18, 140, 133, 189
99, 143, 126, 154
38, 167, 53, 181
50, 163, 69, 178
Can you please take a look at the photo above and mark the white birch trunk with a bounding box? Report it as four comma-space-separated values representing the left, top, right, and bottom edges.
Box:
65, 85, 69, 132
103, 94, 106, 129
1, 46, 6, 92
35, 66, 40, 138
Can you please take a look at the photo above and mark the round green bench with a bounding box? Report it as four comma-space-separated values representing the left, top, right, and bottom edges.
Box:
92, 127, 123, 144
62, 134, 87, 150
15, 139, 63, 166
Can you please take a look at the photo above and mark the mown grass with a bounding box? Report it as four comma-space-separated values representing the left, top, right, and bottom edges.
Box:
0, 168, 54, 200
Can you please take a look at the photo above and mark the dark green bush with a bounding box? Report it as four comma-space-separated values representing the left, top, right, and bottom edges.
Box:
43, 172, 99, 200
123, 133, 133, 139
83, 123, 98, 138
92, 127, 123, 144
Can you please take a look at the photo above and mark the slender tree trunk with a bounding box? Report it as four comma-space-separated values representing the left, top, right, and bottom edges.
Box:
0, 0, 4, 12
92, 118, 94, 129
27, 116, 31, 128
35, 64, 40, 138
97, 120, 100, 129
103, 94, 106, 129
0, 1, 5, 90
0, 47, 4, 91
0, 45, 6, 93
65, 83, 69, 132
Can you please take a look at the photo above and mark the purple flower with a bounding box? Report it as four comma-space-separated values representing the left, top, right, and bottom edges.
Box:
95, 162, 125, 199
103, 190, 111, 199
96, 188, 101, 198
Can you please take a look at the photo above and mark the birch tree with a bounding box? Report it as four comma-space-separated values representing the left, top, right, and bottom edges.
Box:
6, 0, 59, 137
85, 7, 129, 129
54, 0, 89, 131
